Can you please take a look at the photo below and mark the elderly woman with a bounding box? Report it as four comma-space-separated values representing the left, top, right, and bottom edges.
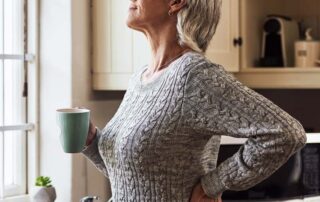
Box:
81, 0, 307, 201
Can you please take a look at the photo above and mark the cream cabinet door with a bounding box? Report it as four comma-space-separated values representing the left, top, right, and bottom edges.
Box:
92, 0, 151, 90
92, 0, 240, 90
205, 0, 240, 72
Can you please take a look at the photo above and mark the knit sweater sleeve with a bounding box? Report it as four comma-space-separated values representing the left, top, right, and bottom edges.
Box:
181, 62, 307, 199
81, 127, 109, 178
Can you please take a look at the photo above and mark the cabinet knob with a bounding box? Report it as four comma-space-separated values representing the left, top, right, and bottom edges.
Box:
233, 37, 243, 47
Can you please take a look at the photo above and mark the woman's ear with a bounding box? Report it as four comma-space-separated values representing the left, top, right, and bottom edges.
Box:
168, 0, 187, 14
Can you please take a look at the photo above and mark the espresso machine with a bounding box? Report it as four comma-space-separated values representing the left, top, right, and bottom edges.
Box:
260, 15, 300, 67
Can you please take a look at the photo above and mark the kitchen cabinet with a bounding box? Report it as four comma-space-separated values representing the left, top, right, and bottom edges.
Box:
92, 0, 320, 90
91, 0, 239, 90
92, 0, 151, 90
234, 0, 320, 89
205, 0, 240, 73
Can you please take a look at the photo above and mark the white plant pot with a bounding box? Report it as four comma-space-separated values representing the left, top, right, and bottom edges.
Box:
30, 186, 57, 202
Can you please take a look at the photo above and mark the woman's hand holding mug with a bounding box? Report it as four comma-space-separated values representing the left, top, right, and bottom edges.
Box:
86, 119, 97, 146
75, 107, 97, 146
190, 182, 222, 202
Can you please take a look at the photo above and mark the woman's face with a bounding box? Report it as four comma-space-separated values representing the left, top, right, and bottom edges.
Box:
126, 0, 171, 32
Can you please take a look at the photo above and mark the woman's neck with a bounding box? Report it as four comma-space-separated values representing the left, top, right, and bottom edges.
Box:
143, 23, 192, 73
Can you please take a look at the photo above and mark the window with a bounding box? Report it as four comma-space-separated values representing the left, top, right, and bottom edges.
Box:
0, 0, 35, 199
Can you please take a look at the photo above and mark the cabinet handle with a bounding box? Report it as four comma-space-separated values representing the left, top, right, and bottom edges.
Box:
233, 37, 243, 47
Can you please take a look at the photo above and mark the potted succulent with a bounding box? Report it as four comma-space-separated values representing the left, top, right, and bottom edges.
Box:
30, 176, 57, 202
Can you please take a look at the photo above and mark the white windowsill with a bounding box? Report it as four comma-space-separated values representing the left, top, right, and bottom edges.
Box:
0, 195, 29, 202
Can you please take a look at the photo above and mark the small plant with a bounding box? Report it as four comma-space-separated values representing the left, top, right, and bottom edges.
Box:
35, 176, 53, 187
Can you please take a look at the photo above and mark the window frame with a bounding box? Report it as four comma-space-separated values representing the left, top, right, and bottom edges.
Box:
0, 0, 39, 200
0, 0, 27, 198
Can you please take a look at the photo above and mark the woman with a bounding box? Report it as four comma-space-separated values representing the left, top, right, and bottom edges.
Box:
81, 0, 307, 201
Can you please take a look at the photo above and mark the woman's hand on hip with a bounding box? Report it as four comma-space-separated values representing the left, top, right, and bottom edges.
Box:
190, 182, 222, 202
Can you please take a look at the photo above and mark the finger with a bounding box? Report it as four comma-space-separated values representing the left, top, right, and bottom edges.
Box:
202, 196, 218, 202
202, 198, 212, 202
90, 122, 96, 131
191, 196, 201, 202
210, 198, 216, 202
215, 197, 222, 202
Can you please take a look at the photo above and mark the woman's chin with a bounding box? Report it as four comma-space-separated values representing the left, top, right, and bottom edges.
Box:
126, 19, 139, 30
126, 21, 134, 29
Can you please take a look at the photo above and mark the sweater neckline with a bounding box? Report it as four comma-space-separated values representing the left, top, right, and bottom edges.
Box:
137, 51, 197, 91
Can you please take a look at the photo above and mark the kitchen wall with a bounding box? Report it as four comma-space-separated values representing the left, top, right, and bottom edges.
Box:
40, 0, 73, 201
40, 0, 118, 201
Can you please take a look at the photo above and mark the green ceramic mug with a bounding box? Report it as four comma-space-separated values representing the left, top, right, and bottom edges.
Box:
56, 108, 90, 153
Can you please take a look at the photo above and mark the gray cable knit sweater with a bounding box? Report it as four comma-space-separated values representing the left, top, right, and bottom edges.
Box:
81, 51, 307, 201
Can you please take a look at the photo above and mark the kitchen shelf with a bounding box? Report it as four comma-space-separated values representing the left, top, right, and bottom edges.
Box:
238, 0, 320, 89
234, 67, 320, 89
240, 67, 320, 73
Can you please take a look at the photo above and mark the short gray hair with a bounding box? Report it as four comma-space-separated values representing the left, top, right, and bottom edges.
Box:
176, 0, 222, 53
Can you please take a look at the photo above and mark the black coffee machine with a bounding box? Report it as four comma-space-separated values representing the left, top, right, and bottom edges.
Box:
259, 15, 299, 67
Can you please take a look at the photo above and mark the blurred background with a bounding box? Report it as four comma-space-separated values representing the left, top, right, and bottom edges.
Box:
0, 0, 319, 201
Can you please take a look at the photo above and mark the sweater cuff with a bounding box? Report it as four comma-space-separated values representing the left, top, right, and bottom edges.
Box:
200, 168, 228, 199
81, 127, 101, 156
